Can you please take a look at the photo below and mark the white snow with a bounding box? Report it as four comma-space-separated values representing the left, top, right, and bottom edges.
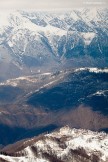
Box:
0, 76, 39, 87
0, 126, 108, 162
25, 146, 35, 157
70, 10, 80, 21
88, 68, 108, 73
75, 68, 108, 73
88, 90, 108, 97
0, 154, 49, 162
80, 32, 96, 45
0, 10, 67, 55
43, 24, 66, 36
48, 126, 108, 161
41, 72, 51, 75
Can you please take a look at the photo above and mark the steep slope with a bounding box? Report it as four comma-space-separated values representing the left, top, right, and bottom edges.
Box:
0, 8, 108, 80
0, 126, 108, 162
27, 68, 108, 115
0, 68, 108, 146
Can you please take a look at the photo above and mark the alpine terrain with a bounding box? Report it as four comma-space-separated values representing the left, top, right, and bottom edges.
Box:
0, 7, 108, 162
0, 126, 108, 162
0, 8, 108, 80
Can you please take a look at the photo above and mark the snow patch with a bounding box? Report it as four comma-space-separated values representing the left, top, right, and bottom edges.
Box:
80, 32, 96, 45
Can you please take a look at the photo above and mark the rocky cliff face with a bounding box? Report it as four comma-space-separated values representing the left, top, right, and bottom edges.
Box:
0, 8, 108, 80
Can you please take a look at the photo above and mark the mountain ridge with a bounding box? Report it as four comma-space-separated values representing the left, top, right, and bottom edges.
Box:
0, 68, 108, 146
0, 126, 108, 162
0, 8, 108, 80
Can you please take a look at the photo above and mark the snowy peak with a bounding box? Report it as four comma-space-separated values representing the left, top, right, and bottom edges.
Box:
0, 8, 108, 80
0, 126, 108, 162
48, 126, 108, 161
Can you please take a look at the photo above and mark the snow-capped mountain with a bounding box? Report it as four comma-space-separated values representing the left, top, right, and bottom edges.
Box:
0, 8, 108, 161
0, 126, 108, 162
0, 8, 108, 80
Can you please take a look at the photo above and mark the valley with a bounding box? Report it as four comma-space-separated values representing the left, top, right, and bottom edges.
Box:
0, 68, 108, 147
0, 8, 108, 161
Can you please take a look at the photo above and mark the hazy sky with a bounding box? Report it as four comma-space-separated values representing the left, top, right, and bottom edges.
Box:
0, 0, 107, 10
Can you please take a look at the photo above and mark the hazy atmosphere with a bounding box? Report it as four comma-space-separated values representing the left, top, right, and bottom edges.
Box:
0, 0, 108, 161
0, 0, 107, 10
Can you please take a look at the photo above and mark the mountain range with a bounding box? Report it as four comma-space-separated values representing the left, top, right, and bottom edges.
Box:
0, 8, 108, 160
0, 8, 108, 80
